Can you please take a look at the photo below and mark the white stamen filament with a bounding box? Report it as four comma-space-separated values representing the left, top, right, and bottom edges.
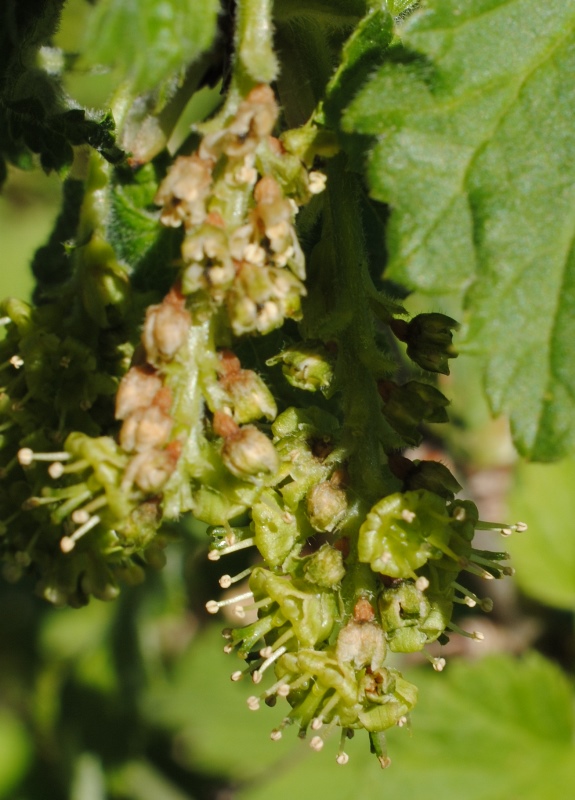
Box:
60, 514, 101, 552
18, 448, 71, 466
205, 590, 254, 614
219, 566, 253, 589
251, 645, 287, 684
212, 537, 256, 558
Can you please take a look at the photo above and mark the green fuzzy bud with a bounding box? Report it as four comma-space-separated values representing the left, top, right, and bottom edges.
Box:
222, 371, 277, 424
303, 543, 346, 588
267, 343, 335, 395
222, 426, 279, 482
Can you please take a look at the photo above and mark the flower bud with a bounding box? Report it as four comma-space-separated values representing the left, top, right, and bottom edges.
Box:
119, 404, 173, 453
336, 620, 386, 670
217, 355, 277, 424
303, 544, 346, 588
142, 289, 190, 365
306, 481, 347, 532
155, 154, 212, 228
267, 343, 335, 395
222, 426, 279, 482
115, 367, 163, 420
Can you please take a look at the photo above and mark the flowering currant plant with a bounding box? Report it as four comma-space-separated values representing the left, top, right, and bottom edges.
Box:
6, 0, 575, 770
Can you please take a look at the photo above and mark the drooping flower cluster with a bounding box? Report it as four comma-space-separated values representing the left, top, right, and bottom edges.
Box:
0, 72, 527, 767
155, 84, 324, 336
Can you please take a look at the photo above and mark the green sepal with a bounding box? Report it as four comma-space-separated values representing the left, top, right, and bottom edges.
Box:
358, 489, 456, 578
250, 567, 337, 648
358, 671, 417, 732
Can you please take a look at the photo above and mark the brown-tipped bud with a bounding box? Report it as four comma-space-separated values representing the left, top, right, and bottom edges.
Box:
306, 481, 348, 532
303, 544, 346, 588
155, 154, 213, 228
122, 446, 180, 493
336, 620, 386, 671
222, 426, 279, 481
115, 367, 163, 421
119, 405, 173, 453
142, 289, 191, 364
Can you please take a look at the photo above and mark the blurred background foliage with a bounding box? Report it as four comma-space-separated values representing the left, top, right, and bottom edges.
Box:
1, 1, 574, 798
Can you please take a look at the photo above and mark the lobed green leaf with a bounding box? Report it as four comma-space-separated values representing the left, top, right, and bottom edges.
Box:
344, 0, 575, 460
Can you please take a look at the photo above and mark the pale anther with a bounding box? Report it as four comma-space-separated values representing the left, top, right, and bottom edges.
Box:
247, 696, 260, 711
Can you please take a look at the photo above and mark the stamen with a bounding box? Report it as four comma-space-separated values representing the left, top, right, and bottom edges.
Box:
336, 729, 350, 765
423, 651, 446, 671
219, 565, 253, 588
476, 520, 528, 534
415, 576, 429, 591
60, 514, 101, 552
452, 581, 493, 612
247, 696, 260, 711
310, 736, 324, 752
9, 355, 24, 369
447, 621, 484, 641
205, 590, 254, 614
401, 509, 416, 523
49, 459, 90, 479
22, 495, 62, 510
397, 716, 408, 727
312, 691, 340, 729
270, 729, 282, 741
209, 536, 256, 559
18, 448, 71, 466
252, 645, 287, 684
259, 628, 294, 660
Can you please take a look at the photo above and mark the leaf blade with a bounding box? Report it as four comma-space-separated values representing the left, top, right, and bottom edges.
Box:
343, 0, 575, 459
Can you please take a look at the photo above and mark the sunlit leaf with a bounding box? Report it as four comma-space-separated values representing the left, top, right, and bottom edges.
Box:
344, 0, 575, 460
